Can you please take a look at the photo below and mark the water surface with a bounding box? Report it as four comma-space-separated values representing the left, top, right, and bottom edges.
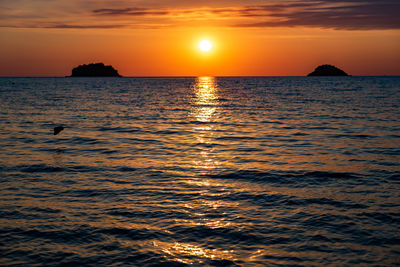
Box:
1, 77, 399, 266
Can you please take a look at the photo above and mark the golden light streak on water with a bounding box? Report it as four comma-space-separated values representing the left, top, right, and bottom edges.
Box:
192, 76, 218, 122
190, 77, 221, 171
155, 241, 236, 264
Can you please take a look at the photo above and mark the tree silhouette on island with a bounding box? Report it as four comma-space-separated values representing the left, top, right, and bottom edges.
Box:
70, 63, 121, 77
308, 64, 349, 76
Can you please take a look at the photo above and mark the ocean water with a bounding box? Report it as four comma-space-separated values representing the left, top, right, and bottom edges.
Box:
0, 77, 399, 266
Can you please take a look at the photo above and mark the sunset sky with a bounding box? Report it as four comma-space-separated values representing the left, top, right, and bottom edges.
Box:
1, 0, 399, 76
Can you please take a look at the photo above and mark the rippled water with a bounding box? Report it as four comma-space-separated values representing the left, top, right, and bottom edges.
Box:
1, 77, 399, 266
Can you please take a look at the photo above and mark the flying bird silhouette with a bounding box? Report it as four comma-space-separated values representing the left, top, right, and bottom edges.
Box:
53, 126, 64, 135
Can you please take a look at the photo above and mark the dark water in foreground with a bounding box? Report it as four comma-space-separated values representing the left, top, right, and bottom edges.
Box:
0, 77, 399, 266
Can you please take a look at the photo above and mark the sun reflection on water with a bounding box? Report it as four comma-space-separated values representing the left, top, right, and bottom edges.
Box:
160, 77, 237, 264
190, 77, 221, 171
155, 241, 236, 265
192, 76, 219, 122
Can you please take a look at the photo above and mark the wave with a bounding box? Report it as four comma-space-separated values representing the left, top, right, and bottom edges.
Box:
97, 126, 141, 133
0, 164, 139, 173
207, 169, 365, 187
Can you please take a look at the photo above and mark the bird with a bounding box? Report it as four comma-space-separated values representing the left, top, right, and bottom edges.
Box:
53, 126, 64, 135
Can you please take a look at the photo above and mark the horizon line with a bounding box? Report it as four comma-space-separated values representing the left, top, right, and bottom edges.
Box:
1, 75, 400, 78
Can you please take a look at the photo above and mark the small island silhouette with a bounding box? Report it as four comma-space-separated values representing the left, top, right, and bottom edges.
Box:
308, 64, 349, 76
70, 63, 121, 77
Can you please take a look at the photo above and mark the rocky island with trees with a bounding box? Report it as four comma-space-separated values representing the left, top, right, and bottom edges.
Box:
308, 64, 349, 76
69, 63, 121, 77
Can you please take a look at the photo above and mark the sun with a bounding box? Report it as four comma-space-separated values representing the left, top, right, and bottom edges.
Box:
199, 40, 212, 52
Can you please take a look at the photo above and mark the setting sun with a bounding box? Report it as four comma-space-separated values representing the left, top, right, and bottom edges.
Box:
199, 40, 212, 52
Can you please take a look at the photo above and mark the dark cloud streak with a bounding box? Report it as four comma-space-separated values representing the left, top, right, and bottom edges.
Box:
92, 7, 169, 16
44, 24, 127, 29
234, 0, 400, 30
2, 0, 399, 30
89, 0, 400, 30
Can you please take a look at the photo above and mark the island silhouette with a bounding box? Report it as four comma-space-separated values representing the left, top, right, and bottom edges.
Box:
308, 64, 349, 76
69, 63, 121, 77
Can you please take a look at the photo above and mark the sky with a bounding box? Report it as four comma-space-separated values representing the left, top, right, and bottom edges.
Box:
0, 0, 399, 76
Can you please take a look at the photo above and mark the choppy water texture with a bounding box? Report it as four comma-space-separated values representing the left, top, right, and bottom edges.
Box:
1, 77, 399, 266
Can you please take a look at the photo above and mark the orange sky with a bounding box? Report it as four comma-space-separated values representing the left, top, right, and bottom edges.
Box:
1, 0, 399, 76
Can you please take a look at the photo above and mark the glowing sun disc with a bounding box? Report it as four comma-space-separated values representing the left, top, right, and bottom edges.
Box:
199, 40, 212, 52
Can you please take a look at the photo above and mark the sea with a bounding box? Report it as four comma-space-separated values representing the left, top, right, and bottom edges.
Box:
0, 77, 399, 266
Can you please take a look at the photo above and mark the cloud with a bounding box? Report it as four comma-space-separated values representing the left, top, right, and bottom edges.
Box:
233, 0, 400, 30
0, 23, 127, 29
44, 24, 126, 29
1, 0, 399, 30
89, 1, 400, 30
92, 7, 170, 16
